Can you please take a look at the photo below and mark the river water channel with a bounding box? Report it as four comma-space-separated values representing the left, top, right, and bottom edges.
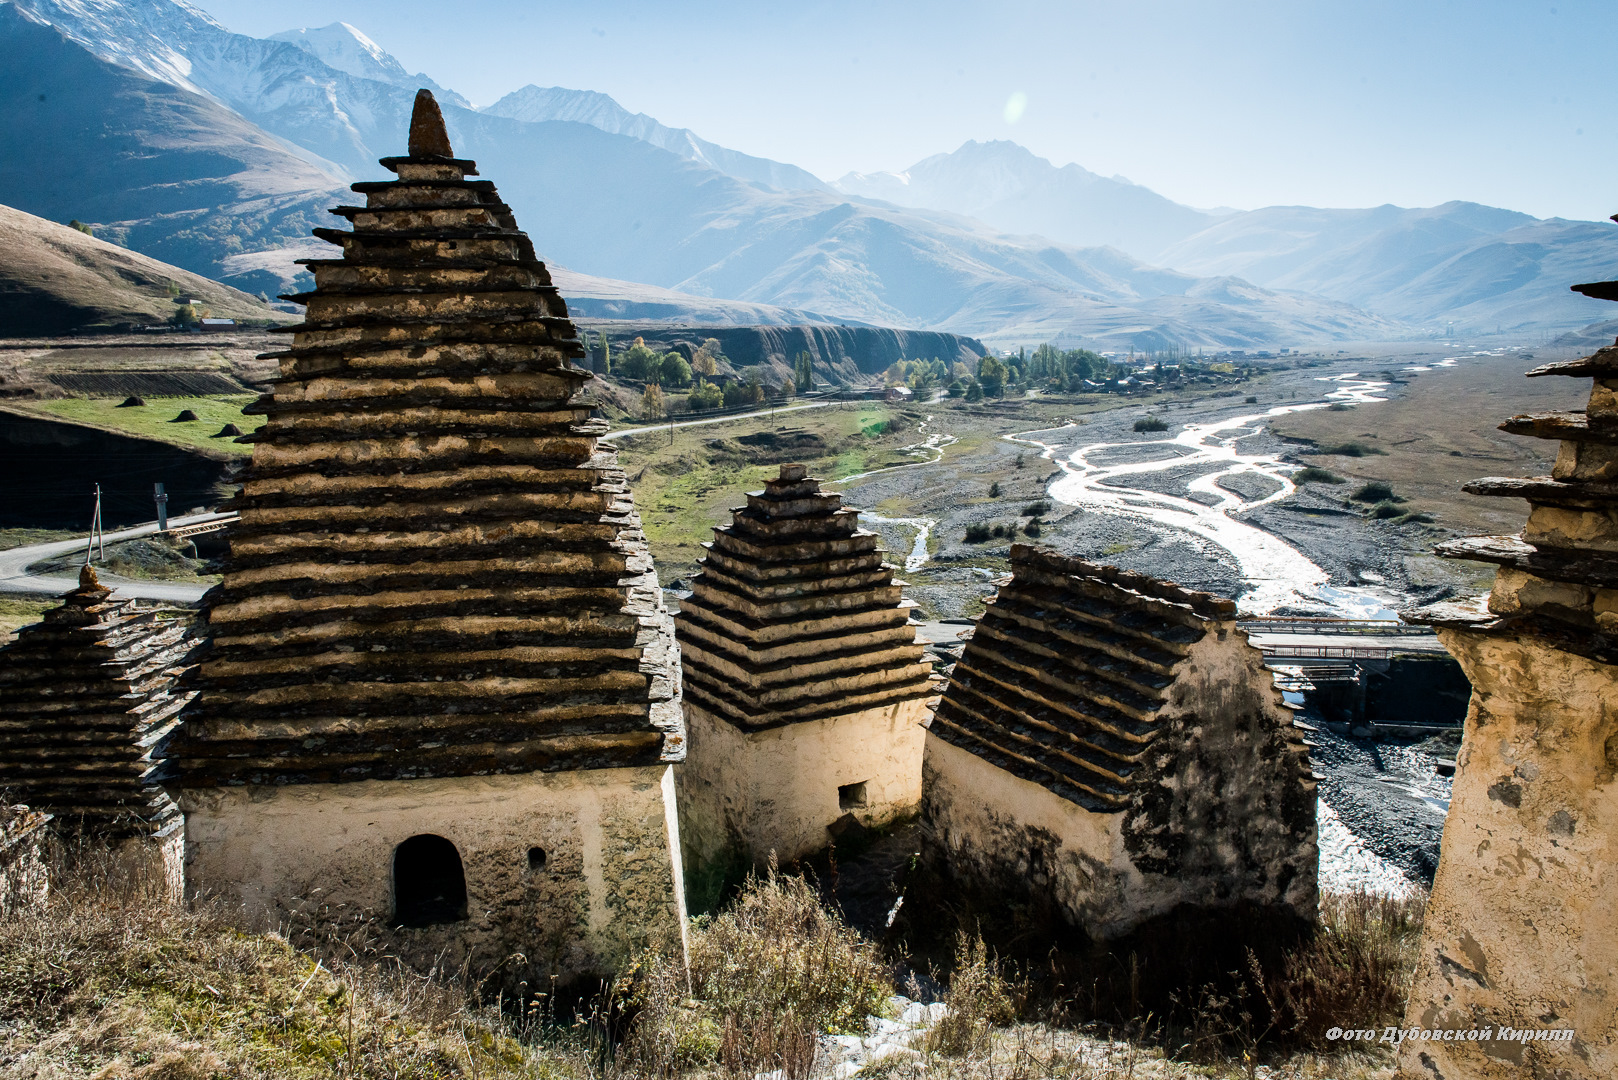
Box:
1015, 373, 1399, 617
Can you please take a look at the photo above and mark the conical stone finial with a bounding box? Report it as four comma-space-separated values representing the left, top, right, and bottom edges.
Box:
78, 564, 99, 589
407, 88, 455, 158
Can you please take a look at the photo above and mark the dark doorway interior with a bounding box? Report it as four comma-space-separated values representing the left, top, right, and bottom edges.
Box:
392, 834, 468, 927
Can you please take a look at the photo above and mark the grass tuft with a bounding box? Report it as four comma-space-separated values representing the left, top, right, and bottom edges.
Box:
1291, 467, 1344, 485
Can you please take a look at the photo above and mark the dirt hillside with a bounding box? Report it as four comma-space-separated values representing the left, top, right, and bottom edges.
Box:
0, 202, 285, 335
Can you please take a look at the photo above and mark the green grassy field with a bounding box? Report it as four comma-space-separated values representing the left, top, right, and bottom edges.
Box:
0, 597, 53, 644
18, 395, 262, 457
615, 404, 930, 582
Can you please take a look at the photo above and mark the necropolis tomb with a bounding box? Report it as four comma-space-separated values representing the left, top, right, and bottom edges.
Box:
923, 545, 1317, 939
1398, 326, 1618, 1079
175, 91, 687, 981
674, 464, 935, 872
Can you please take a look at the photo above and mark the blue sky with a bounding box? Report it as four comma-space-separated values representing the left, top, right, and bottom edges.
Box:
197, 0, 1618, 221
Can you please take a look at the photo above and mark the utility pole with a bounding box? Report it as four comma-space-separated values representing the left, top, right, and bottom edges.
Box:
153, 482, 169, 532
84, 484, 104, 565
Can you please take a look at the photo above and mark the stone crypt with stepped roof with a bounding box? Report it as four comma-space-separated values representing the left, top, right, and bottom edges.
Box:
172, 91, 688, 981
673, 463, 936, 876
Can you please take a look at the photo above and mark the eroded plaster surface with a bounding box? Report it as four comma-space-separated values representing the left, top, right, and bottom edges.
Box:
183, 766, 687, 982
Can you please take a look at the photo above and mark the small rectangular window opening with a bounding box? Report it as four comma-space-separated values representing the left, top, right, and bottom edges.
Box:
838, 781, 868, 811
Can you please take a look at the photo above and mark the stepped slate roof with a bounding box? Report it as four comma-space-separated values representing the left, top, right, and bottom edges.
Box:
1413, 272, 1618, 662
674, 464, 934, 728
0, 566, 190, 837
930, 545, 1243, 813
176, 90, 683, 786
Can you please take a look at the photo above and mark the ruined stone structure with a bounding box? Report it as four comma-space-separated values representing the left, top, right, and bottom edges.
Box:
674, 464, 934, 871
923, 545, 1317, 939
176, 91, 687, 981
0, 565, 191, 884
1397, 338, 1618, 1079
0, 802, 50, 913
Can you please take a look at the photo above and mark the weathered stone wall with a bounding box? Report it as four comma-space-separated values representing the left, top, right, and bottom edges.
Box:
1393, 630, 1616, 1079
183, 765, 686, 983
677, 696, 931, 873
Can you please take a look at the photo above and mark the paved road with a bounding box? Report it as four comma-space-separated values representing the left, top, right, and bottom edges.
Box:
0, 512, 232, 603
603, 400, 833, 441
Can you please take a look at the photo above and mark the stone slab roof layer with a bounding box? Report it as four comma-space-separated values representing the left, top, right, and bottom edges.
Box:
673, 463, 934, 729
177, 90, 683, 786
931, 545, 1253, 812
923, 544, 1317, 936
0, 566, 190, 838
1412, 329, 1618, 655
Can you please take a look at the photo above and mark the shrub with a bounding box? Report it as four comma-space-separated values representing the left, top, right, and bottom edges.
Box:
964, 380, 984, 402
988, 481, 1001, 498
623, 868, 889, 1077
1022, 518, 1042, 537
1015, 452, 1025, 469
964, 523, 992, 543
1350, 481, 1398, 503
1370, 500, 1404, 519
1315, 441, 1384, 457
1022, 500, 1052, 516
923, 933, 1016, 1057
1292, 466, 1344, 485
1133, 415, 1169, 432
1245, 395, 1258, 404
1273, 889, 1427, 1049
1394, 511, 1435, 524
687, 379, 723, 411
991, 524, 1007, 538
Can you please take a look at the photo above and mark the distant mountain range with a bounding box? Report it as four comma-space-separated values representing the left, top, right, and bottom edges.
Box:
2, 0, 1612, 348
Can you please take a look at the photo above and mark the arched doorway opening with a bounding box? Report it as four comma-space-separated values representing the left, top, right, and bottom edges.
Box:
392, 834, 468, 927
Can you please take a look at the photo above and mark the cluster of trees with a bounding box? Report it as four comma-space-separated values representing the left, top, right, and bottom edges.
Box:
943, 345, 1123, 401
617, 337, 694, 387
883, 358, 968, 393
625, 336, 781, 420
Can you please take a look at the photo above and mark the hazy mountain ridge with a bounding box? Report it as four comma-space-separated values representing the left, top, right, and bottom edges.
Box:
0, 0, 1407, 348
1159, 203, 1618, 332
835, 140, 1214, 260
0, 4, 346, 295
484, 85, 825, 193
268, 22, 468, 108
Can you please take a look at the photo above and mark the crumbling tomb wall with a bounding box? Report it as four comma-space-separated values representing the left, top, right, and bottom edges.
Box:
924, 546, 1317, 939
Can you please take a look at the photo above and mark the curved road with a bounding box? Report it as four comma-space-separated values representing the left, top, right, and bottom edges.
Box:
603, 399, 832, 441
0, 512, 232, 603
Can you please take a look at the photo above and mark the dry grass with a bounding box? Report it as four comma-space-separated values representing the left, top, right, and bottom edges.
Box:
0, 843, 560, 1079
621, 866, 890, 1078
1270, 355, 1584, 539
3, 839, 1417, 1080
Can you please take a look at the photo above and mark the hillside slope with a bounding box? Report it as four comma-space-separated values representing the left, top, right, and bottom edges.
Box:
0, 202, 281, 334
0, 4, 346, 295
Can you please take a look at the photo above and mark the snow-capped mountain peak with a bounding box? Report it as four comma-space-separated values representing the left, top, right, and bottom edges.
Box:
266, 21, 467, 106
269, 22, 407, 82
